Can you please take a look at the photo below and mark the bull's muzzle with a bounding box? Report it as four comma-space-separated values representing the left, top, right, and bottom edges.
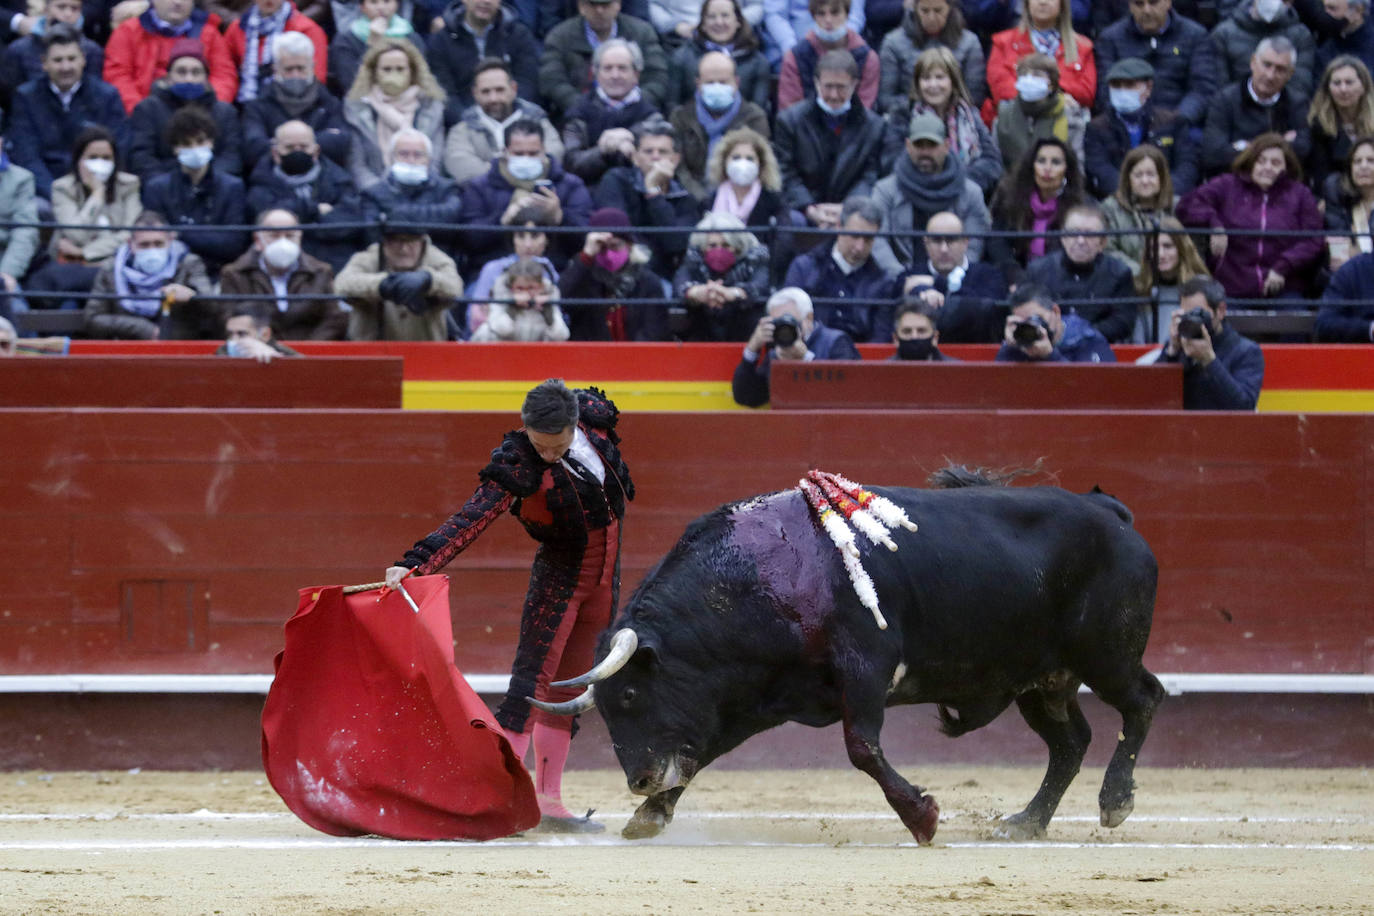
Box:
526, 628, 638, 716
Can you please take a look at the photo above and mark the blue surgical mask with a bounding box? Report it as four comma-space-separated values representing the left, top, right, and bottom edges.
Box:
132, 246, 170, 274
1015, 74, 1051, 102
507, 154, 544, 181
816, 95, 851, 117
176, 145, 214, 171
169, 81, 208, 100
1109, 87, 1144, 114
390, 161, 429, 186
814, 23, 847, 42
699, 81, 737, 111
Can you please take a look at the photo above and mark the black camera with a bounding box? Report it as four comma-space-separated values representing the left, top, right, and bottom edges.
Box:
772, 314, 801, 348
1178, 307, 1211, 340
1012, 314, 1049, 347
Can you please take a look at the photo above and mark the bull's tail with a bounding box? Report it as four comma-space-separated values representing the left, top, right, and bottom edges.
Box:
1087, 485, 1134, 524
927, 459, 1047, 490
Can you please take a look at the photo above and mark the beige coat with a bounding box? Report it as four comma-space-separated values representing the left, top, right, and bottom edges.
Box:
50, 172, 142, 265
336, 238, 463, 341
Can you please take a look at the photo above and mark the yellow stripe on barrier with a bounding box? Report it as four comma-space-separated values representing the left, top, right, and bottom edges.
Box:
1257, 390, 1374, 413
402, 380, 746, 412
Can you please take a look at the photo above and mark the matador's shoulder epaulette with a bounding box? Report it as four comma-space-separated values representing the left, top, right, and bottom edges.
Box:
478, 431, 542, 497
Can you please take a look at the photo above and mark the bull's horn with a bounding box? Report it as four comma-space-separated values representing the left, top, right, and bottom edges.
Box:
551, 628, 639, 688
527, 685, 597, 715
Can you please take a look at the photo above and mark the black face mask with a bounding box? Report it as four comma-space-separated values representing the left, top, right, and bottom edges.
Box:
897, 337, 937, 361
279, 150, 316, 176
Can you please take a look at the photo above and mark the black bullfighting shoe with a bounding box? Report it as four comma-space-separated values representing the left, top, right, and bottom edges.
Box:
535, 809, 605, 834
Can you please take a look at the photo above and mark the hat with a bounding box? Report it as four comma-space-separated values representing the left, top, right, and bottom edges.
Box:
907, 112, 947, 143
1106, 58, 1154, 83
167, 37, 207, 70
380, 220, 427, 239
588, 207, 633, 241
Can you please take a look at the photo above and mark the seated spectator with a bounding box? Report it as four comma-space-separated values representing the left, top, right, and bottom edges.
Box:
103, 0, 236, 113
443, 58, 563, 184
0, 141, 40, 298
84, 210, 213, 339
224, 0, 327, 104
337, 223, 464, 340
1134, 215, 1210, 342
996, 281, 1116, 363
594, 120, 698, 278
702, 125, 792, 278
426, 0, 538, 112
668, 51, 769, 197
1101, 144, 1176, 276
462, 206, 559, 335
459, 119, 593, 269
986, 136, 1087, 284
1085, 57, 1199, 198
1322, 134, 1374, 272
887, 46, 1002, 196
540, 0, 668, 121
651, 0, 752, 49
328, 0, 419, 44
4, 24, 127, 199
1317, 249, 1374, 340
1211, 0, 1317, 99
1201, 35, 1312, 178
985, 0, 1096, 123
217, 302, 302, 360
877, 0, 987, 117
469, 256, 571, 341
219, 207, 346, 340
1306, 55, 1374, 191
889, 298, 954, 361
992, 52, 1086, 175
731, 286, 861, 408
343, 38, 447, 189
246, 120, 368, 273
665, 0, 771, 110
783, 196, 897, 343
1178, 131, 1323, 300
240, 31, 350, 170
559, 207, 669, 340
562, 39, 664, 186
1317, 0, 1374, 76
141, 106, 250, 277
762, 0, 865, 65
128, 39, 244, 184
0, 315, 14, 354
328, 0, 425, 97
361, 128, 463, 254
777, 0, 880, 111
0, 0, 104, 98
1093, 0, 1219, 128
774, 49, 896, 228
1024, 202, 1138, 342
672, 211, 770, 341
870, 111, 991, 276
900, 210, 1008, 343
1151, 275, 1264, 409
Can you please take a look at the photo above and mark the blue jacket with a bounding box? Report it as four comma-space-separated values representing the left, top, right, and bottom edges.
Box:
5, 76, 126, 198
458, 156, 592, 267
1093, 11, 1220, 125
1316, 17, 1374, 79
996, 312, 1118, 363
142, 167, 249, 276
362, 173, 464, 254
0, 34, 105, 102
732, 321, 862, 407
1024, 250, 1138, 344
1317, 252, 1374, 342
783, 242, 897, 343
127, 83, 243, 185
1084, 104, 1201, 198
427, 2, 539, 111
239, 82, 350, 171
902, 257, 1009, 343
1159, 323, 1264, 409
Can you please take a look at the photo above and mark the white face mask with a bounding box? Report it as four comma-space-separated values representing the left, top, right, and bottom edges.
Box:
1254, 0, 1284, 22
1016, 74, 1051, 102
132, 246, 170, 274
507, 154, 544, 181
263, 237, 300, 270
82, 157, 115, 181
390, 161, 428, 185
726, 156, 758, 186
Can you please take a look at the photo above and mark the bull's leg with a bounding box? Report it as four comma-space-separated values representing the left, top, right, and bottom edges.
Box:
997, 684, 1092, 841
1089, 666, 1165, 828
622, 787, 684, 840
841, 699, 939, 844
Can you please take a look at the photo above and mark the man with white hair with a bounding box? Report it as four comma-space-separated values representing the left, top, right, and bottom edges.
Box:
219, 207, 346, 339
561, 37, 664, 185
1209, 0, 1317, 98
362, 128, 464, 256
1200, 34, 1311, 176
240, 30, 350, 168
731, 285, 861, 407
224, 0, 327, 103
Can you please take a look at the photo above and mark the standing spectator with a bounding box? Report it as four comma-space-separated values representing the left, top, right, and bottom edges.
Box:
1093, 0, 1220, 127
84, 210, 213, 339
540, 0, 668, 120
985, 0, 1096, 123
344, 39, 448, 189
469, 256, 571, 341
559, 206, 670, 340
777, 0, 880, 111
986, 136, 1087, 283
731, 286, 861, 408
337, 224, 464, 340
877, 0, 987, 117
328, 0, 426, 97
1178, 132, 1324, 300
783, 196, 897, 343
362, 128, 464, 256
1211, 0, 1318, 99
561, 38, 665, 185
426, 0, 540, 111
1101, 144, 1176, 276
900, 210, 1009, 343
127, 39, 244, 184
668, 51, 770, 196
1024, 202, 1139, 342
1306, 55, 1374, 191
991, 52, 1086, 175
996, 281, 1116, 362
887, 46, 1001, 196
1201, 35, 1312, 178
665, 0, 771, 109
103, 0, 236, 113
1317, 0, 1374, 75
219, 207, 346, 340
1084, 57, 1200, 198
1134, 215, 1210, 342
224, 0, 327, 104
672, 212, 770, 340
1317, 249, 1374, 340
594, 120, 699, 279
0, 1, 105, 104
443, 58, 563, 184
240, 31, 349, 170
1320, 135, 1374, 271
1153, 275, 1264, 409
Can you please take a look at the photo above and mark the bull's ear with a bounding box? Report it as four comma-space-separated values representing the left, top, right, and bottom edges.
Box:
631, 644, 659, 669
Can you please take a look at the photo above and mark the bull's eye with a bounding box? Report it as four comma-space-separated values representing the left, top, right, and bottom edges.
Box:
679, 742, 697, 759
621, 686, 637, 705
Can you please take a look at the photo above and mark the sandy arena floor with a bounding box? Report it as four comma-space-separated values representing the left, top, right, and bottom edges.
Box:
0, 766, 1370, 915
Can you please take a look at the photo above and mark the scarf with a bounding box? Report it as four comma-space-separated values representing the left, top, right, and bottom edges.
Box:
703, 39, 733, 54
477, 106, 521, 148
1028, 189, 1061, 260
349, 13, 413, 42
712, 180, 761, 221
596, 84, 642, 110
1030, 27, 1060, 57
591, 256, 639, 341
365, 85, 421, 167
113, 240, 186, 317
268, 75, 320, 118
237, 2, 292, 102
912, 100, 981, 163
894, 148, 964, 214
695, 90, 741, 160
273, 160, 320, 203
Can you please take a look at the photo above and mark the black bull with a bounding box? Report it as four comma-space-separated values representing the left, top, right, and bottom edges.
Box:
533, 474, 1165, 844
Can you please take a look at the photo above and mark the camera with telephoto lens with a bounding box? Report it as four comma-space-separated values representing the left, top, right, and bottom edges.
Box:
1012, 314, 1049, 347
1178, 307, 1211, 340
772, 314, 802, 348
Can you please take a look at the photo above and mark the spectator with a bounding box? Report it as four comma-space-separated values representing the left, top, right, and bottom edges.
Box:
986, 136, 1087, 284
0, 141, 41, 296
900, 210, 1009, 343
1317, 249, 1374, 339
470, 256, 571, 340
141, 106, 250, 277
343, 38, 447, 189
362, 128, 464, 256
559, 206, 670, 340
562, 38, 665, 185
461, 205, 560, 335
889, 298, 953, 360
224, 0, 327, 105
985, 0, 1097, 123
1084, 57, 1200, 198
217, 302, 302, 361
653, 0, 759, 48
4, 25, 126, 200
992, 52, 1086, 175
219, 207, 346, 340
668, 51, 770, 197
761, 0, 865, 62
1201, 35, 1312, 178
328, 0, 426, 97
1152, 275, 1264, 409
1306, 55, 1374, 191
241, 31, 349, 170
996, 280, 1116, 362
879, 0, 987, 121
783, 196, 897, 343
127, 39, 244, 184
1134, 214, 1210, 342
443, 58, 563, 184
1322, 135, 1374, 271
1101, 144, 1176, 276
870, 111, 991, 275
1318, 0, 1374, 75
84, 209, 213, 339
540, 0, 668, 120
337, 223, 464, 340
328, 0, 420, 41
594, 120, 699, 278
1024, 202, 1139, 342
426, 0, 539, 111
1093, 0, 1220, 127
672, 211, 770, 340
731, 285, 861, 407
887, 46, 1002, 196
459, 118, 594, 268
665, 0, 771, 109
703, 125, 792, 277
103, 0, 236, 113
0, 315, 14, 354
774, 49, 896, 228
0, 0, 104, 99
1178, 131, 1323, 300
246, 120, 368, 273
1211, 0, 1317, 99
777, 0, 881, 111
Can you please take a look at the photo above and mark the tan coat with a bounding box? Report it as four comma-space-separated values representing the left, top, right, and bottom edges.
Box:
50, 172, 143, 265
335, 238, 463, 341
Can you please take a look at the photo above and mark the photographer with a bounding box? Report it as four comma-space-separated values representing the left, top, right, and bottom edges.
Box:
995, 283, 1116, 364
1153, 276, 1264, 411
731, 286, 861, 408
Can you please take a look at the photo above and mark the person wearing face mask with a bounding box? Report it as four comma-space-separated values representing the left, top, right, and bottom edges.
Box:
877, 0, 987, 117
887, 299, 954, 360
1315, 0, 1374, 76
672, 211, 770, 340
1201, 35, 1312, 178
337, 222, 464, 340
899, 210, 1009, 343
443, 59, 564, 184
668, 51, 769, 195
1146, 276, 1264, 408
665, 0, 771, 109
777, 0, 880, 111
327, 0, 425, 98
561, 39, 665, 186
127, 39, 244, 185
84, 209, 212, 339
703, 126, 791, 278
558, 206, 670, 340
216, 303, 302, 361
343, 39, 447, 190
219, 208, 346, 340
241, 32, 350, 170
984, 0, 1096, 126
1084, 57, 1199, 199
1093, 0, 1220, 128
991, 53, 1086, 177
1211, 0, 1318, 99
361, 129, 464, 258
762, 0, 865, 67
594, 120, 700, 279
224, 0, 327, 105
102, 0, 237, 114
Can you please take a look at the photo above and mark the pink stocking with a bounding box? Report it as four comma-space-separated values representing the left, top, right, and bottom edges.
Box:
505, 728, 529, 762
533, 723, 574, 818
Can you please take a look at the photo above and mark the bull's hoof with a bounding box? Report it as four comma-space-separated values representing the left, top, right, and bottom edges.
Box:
1100, 795, 1134, 828
993, 811, 1047, 841
902, 795, 940, 845
622, 804, 668, 840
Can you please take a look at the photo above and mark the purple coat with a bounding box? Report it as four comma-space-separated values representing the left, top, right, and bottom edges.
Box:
1176, 172, 1323, 301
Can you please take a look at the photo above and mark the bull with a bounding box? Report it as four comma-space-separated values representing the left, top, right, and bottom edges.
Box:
530, 469, 1165, 844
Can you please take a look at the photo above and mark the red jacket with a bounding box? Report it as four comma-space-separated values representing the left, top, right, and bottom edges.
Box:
103, 10, 236, 113
983, 27, 1096, 125
223, 10, 329, 88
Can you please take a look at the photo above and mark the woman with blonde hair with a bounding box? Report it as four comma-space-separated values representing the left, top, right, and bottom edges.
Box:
891, 45, 1001, 193
1307, 55, 1374, 192
343, 38, 446, 187
983, 0, 1095, 125
1135, 216, 1209, 343
673, 212, 771, 341
1102, 145, 1175, 276
705, 126, 790, 280
1321, 136, 1374, 272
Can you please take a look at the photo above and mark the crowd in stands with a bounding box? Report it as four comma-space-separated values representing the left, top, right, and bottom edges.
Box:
0, 0, 1371, 402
